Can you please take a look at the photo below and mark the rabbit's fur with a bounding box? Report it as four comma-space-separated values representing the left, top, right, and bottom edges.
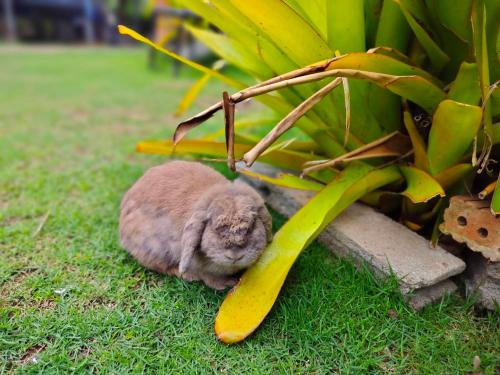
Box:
119, 161, 272, 289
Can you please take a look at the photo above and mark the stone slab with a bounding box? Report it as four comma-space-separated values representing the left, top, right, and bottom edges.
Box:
464, 252, 500, 310
239, 165, 466, 301
408, 279, 458, 311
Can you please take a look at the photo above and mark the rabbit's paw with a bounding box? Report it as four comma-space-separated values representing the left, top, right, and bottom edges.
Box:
203, 275, 238, 290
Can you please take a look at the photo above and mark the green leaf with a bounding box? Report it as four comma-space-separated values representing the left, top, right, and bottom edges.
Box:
485, 0, 500, 84
447, 62, 481, 105
215, 163, 401, 344
324, 68, 445, 114
178, 0, 299, 75
369, 0, 411, 133
376, 0, 411, 52
491, 175, 500, 215
184, 25, 273, 78
399, 166, 445, 203
472, 0, 493, 139
432, 0, 473, 43
427, 100, 483, 175
326, 0, 365, 53
395, 0, 450, 72
434, 164, 473, 191
229, 0, 332, 67
325, 0, 385, 142
284, 0, 327, 40
326, 52, 443, 87
365, 0, 383, 48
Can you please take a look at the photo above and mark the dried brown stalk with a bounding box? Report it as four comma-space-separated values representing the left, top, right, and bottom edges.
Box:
222, 91, 236, 171
243, 78, 343, 166
303, 132, 412, 174
173, 68, 403, 144
478, 180, 497, 199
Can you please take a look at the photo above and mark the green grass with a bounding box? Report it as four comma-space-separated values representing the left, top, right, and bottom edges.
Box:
0, 47, 498, 374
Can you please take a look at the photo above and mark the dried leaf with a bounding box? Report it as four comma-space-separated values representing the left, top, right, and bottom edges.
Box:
242, 78, 342, 166
303, 132, 412, 174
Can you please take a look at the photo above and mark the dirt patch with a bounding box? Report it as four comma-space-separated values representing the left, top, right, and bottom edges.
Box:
5, 297, 57, 314
0, 268, 59, 314
0, 267, 39, 295
19, 343, 47, 366
76, 338, 96, 359
0, 214, 35, 227
82, 296, 116, 311
71, 109, 89, 123
107, 123, 151, 136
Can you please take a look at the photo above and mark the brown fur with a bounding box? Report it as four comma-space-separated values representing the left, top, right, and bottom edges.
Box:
119, 161, 272, 289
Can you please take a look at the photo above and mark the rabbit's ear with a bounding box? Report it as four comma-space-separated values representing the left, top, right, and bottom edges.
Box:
179, 210, 207, 274
258, 206, 273, 243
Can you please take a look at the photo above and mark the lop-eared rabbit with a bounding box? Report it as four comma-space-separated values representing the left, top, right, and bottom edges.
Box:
119, 161, 272, 289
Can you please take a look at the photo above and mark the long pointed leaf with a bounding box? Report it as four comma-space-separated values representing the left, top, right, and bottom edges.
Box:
185, 25, 274, 78
230, 0, 332, 67
403, 109, 429, 171
215, 164, 401, 344
117, 25, 242, 88
395, 0, 450, 72
326, 0, 365, 53
491, 175, 500, 215
240, 170, 324, 191
135, 140, 322, 171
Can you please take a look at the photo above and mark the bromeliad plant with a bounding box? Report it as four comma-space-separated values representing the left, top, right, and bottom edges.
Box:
119, 0, 500, 343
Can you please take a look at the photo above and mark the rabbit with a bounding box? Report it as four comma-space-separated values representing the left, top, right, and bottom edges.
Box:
119, 161, 272, 290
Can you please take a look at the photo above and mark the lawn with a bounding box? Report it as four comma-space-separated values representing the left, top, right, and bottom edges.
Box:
0, 47, 498, 374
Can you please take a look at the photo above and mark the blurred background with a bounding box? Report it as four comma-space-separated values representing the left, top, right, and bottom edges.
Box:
0, 0, 213, 63
1, 0, 188, 43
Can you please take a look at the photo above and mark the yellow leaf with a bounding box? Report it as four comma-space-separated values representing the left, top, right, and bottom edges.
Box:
215, 164, 401, 344
399, 166, 445, 203
403, 109, 429, 171
135, 140, 321, 171
117, 25, 242, 88
240, 170, 324, 191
